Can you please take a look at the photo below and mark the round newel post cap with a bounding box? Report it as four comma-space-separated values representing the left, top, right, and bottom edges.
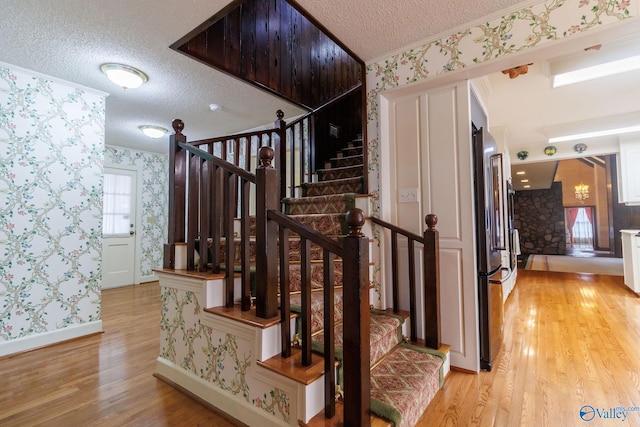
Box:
276, 110, 284, 120
426, 214, 438, 231
346, 208, 365, 237
259, 146, 275, 168
172, 119, 184, 135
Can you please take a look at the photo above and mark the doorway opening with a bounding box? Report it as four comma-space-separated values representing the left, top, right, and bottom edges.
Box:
565, 206, 595, 251
102, 168, 137, 288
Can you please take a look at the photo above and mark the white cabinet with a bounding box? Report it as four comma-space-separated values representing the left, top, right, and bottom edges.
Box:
618, 137, 640, 205
621, 230, 640, 294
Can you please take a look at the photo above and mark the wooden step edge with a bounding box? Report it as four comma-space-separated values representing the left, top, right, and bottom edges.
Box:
301, 401, 392, 427
204, 305, 296, 329
153, 268, 229, 280
330, 153, 364, 162
257, 347, 338, 386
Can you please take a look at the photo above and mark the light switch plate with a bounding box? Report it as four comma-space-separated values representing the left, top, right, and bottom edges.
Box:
399, 188, 419, 203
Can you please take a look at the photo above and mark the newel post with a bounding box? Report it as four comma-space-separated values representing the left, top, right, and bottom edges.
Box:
423, 214, 441, 349
342, 208, 371, 427
273, 110, 287, 203
163, 119, 187, 269
255, 146, 279, 319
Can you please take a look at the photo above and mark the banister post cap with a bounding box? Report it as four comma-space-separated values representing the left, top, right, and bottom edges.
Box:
426, 214, 438, 231
172, 119, 184, 135
276, 110, 284, 120
346, 208, 365, 237
259, 146, 275, 168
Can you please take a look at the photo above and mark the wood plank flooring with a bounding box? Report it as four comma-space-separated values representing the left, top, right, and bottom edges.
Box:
1, 270, 639, 426
0, 282, 237, 427
417, 270, 640, 426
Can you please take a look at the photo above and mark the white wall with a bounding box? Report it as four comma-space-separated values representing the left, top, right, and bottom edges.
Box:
380, 81, 480, 372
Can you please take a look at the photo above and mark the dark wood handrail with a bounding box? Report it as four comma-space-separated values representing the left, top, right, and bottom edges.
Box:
187, 127, 277, 147
369, 214, 441, 349
369, 216, 425, 244
287, 83, 363, 128
267, 210, 342, 255
177, 141, 256, 183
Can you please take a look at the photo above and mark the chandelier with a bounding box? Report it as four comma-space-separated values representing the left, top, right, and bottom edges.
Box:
575, 183, 589, 204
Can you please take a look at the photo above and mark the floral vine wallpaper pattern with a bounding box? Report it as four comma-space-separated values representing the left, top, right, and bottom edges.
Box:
105, 146, 168, 280
0, 63, 105, 343
159, 286, 291, 423
364, 0, 636, 301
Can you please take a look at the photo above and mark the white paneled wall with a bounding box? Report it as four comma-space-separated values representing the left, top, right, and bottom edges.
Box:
380, 81, 480, 372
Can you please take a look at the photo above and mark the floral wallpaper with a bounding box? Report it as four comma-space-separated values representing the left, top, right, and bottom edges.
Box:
0, 63, 105, 343
160, 286, 291, 423
364, 0, 636, 300
366, 0, 635, 203
105, 146, 168, 280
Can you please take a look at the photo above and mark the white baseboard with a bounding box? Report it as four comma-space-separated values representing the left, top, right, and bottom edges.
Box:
0, 321, 103, 357
154, 357, 292, 427
140, 274, 157, 283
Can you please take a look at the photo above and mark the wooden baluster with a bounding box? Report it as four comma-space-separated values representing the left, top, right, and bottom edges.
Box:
240, 176, 251, 311
301, 237, 312, 366
342, 208, 370, 427
274, 110, 286, 203
164, 119, 186, 269
408, 239, 417, 342
211, 162, 221, 274
391, 230, 399, 313
279, 225, 291, 358
199, 158, 210, 272
255, 146, 278, 319
187, 152, 199, 270
423, 214, 441, 349
308, 116, 316, 185
323, 249, 336, 418
223, 170, 235, 307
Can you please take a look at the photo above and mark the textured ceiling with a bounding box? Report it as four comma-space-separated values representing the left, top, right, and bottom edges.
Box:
0, 0, 638, 166
296, 0, 527, 61
0, 0, 528, 154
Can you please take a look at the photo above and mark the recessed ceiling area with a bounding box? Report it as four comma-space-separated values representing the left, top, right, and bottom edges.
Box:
511, 162, 558, 191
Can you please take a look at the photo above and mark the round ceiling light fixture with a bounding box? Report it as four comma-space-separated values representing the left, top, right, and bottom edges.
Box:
100, 63, 148, 89
209, 103, 222, 112
138, 125, 167, 139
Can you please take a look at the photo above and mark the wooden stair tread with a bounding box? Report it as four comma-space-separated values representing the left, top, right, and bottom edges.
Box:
204, 304, 295, 329
257, 347, 338, 385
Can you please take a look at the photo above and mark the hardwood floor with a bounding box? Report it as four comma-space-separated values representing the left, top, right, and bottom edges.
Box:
1, 271, 639, 426
417, 270, 640, 426
0, 282, 237, 427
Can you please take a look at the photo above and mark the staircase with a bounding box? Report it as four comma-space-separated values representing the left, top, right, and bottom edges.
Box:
156, 118, 448, 427
269, 137, 448, 426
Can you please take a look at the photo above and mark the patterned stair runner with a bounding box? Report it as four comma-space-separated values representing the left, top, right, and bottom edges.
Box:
370, 344, 445, 427
222, 135, 444, 425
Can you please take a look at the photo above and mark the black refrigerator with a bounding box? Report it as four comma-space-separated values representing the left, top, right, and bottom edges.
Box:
472, 126, 505, 371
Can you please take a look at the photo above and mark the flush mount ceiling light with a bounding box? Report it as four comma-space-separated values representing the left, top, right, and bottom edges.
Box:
209, 103, 222, 112
548, 125, 640, 143
100, 63, 148, 89
552, 55, 640, 87
545, 112, 640, 143
549, 37, 640, 88
138, 125, 167, 139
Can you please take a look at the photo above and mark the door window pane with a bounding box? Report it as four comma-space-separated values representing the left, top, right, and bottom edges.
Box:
103, 173, 132, 235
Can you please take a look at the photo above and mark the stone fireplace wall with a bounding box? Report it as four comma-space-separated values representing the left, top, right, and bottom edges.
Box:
514, 182, 566, 255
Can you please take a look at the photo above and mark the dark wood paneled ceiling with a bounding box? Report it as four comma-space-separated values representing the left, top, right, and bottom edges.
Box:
171, 0, 363, 111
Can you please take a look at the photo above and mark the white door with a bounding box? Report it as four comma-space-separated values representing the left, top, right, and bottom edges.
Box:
102, 168, 137, 289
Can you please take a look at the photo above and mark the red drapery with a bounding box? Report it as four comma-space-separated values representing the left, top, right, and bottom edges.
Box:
566, 207, 580, 244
